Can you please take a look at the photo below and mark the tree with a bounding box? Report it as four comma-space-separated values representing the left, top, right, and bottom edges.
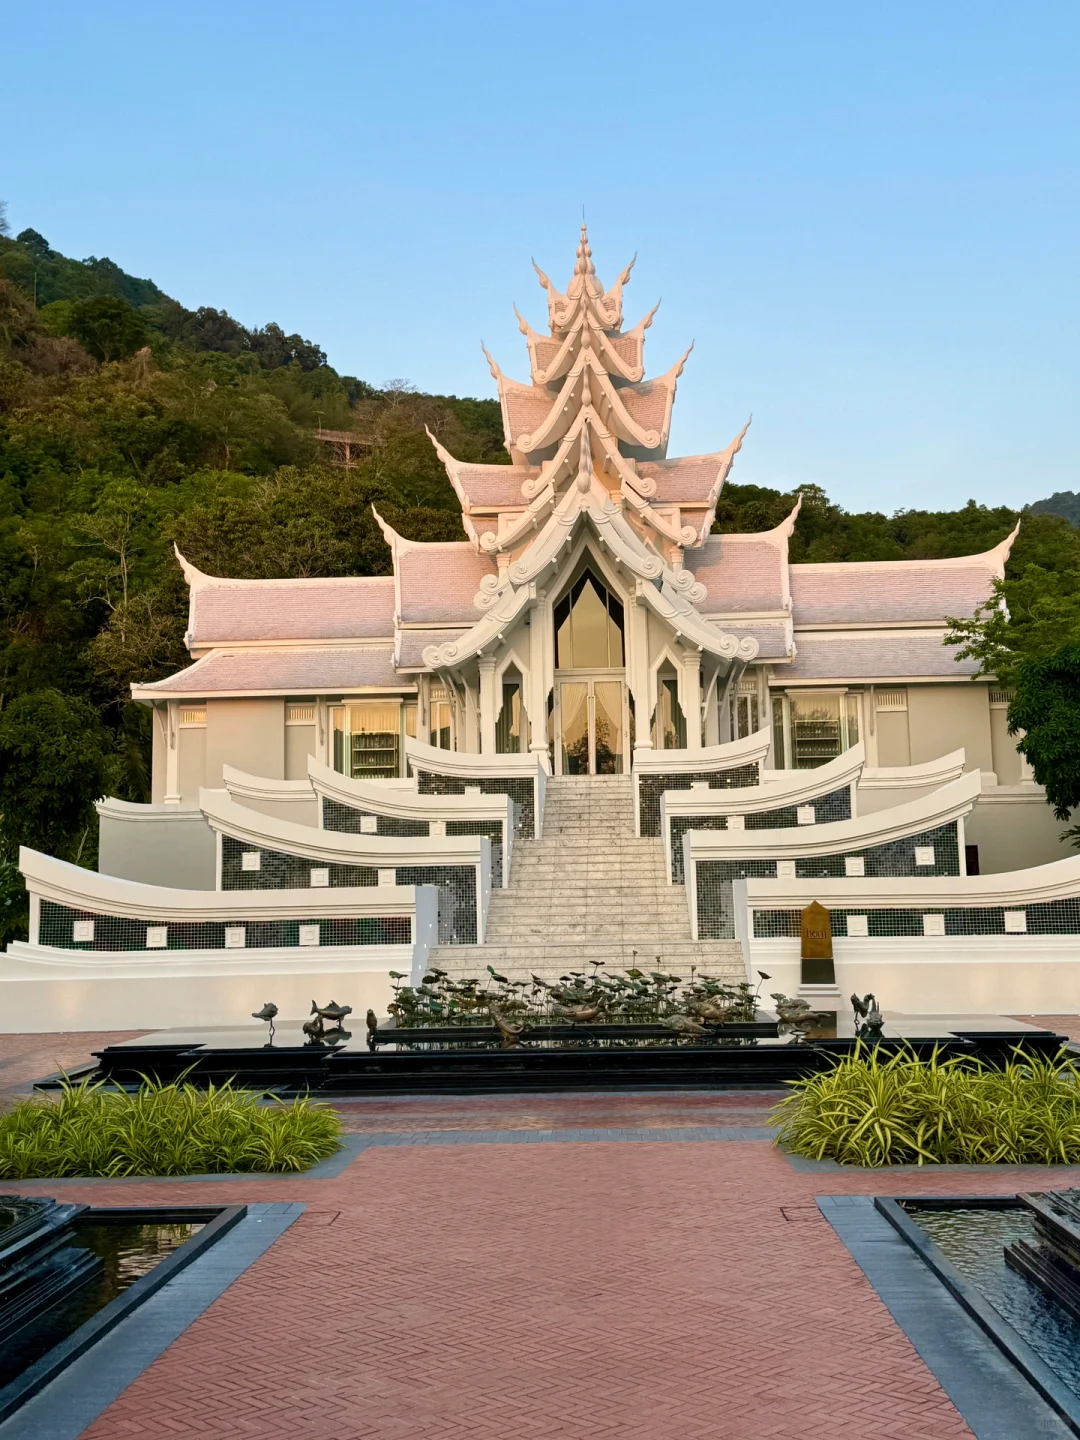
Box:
0, 690, 114, 863
1008, 645, 1080, 825
68, 295, 149, 363
0, 201, 9, 239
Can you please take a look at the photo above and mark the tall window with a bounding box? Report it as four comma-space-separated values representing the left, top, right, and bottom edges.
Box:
781, 692, 861, 769
734, 682, 759, 739
653, 672, 686, 750
554, 571, 624, 669
331, 702, 403, 779
429, 687, 453, 750
496, 678, 525, 753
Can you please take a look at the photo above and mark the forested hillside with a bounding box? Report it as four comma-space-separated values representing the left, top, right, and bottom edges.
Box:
0, 208, 1078, 911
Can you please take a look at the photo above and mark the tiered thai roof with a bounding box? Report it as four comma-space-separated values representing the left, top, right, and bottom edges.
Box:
131, 230, 1019, 701
430, 225, 746, 563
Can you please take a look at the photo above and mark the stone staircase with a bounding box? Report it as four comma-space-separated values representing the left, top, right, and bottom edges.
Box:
429, 775, 745, 984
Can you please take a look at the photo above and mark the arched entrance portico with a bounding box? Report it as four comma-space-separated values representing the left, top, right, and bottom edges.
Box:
550, 567, 631, 775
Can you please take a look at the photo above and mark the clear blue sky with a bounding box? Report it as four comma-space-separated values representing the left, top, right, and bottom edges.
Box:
5, 1, 1078, 513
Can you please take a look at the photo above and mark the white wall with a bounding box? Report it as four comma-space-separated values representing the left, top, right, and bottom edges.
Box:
966, 791, 1075, 873
748, 936, 1080, 1015
0, 946, 405, 1032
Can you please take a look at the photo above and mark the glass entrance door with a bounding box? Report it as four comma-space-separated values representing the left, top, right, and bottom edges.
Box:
556, 678, 626, 774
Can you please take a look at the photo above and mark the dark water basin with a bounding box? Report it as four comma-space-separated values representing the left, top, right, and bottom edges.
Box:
0, 1204, 244, 1423
907, 1204, 1080, 1398
0, 1218, 202, 1392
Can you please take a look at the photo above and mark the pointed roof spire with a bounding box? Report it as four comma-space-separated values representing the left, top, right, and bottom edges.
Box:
575, 223, 595, 277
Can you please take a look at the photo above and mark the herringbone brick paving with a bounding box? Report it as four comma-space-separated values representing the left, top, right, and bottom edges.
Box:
3, 1031, 1078, 1436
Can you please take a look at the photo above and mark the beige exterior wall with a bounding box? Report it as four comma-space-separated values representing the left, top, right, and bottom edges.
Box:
285, 723, 317, 780
989, 706, 1023, 785
204, 698, 285, 791
965, 793, 1074, 874
177, 726, 206, 802
907, 683, 993, 774
873, 710, 910, 767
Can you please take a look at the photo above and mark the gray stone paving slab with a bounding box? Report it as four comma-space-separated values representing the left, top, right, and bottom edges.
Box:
819, 1195, 1076, 1439
0, 1202, 302, 1440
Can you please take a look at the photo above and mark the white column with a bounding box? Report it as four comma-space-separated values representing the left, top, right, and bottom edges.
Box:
527, 599, 549, 757
478, 656, 498, 754
163, 702, 181, 805
681, 651, 703, 752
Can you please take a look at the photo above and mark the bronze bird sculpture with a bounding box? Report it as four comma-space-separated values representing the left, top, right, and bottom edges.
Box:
551, 1002, 603, 1022
661, 1013, 708, 1037
487, 1004, 526, 1048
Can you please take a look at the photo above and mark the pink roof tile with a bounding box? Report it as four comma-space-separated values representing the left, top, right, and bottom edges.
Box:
455, 464, 534, 508
620, 378, 671, 434
785, 633, 978, 680
396, 543, 498, 624
397, 629, 467, 668
687, 535, 788, 613
724, 622, 791, 659
503, 384, 554, 441
790, 556, 1001, 625
135, 647, 404, 697
188, 575, 394, 645
636, 455, 724, 504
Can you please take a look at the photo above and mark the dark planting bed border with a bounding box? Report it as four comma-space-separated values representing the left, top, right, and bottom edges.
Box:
78, 1027, 1069, 1096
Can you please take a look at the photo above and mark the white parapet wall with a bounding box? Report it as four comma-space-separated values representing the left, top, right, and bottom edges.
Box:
96, 799, 217, 889
734, 852, 1080, 1014
200, 788, 492, 945
0, 848, 438, 1033
403, 736, 547, 840
306, 756, 514, 886
683, 771, 984, 940
630, 726, 774, 837
660, 746, 866, 883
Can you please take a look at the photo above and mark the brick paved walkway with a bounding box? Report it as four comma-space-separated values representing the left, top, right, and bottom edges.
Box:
2, 1030, 1078, 1436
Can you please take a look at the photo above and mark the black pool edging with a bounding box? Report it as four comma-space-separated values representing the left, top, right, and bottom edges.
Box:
819, 1196, 1077, 1440
0, 1203, 247, 1426
876, 1196, 1080, 1437
0, 1202, 302, 1440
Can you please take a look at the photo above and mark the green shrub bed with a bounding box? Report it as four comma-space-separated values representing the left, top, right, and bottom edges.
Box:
772, 1045, 1080, 1166
0, 1078, 344, 1178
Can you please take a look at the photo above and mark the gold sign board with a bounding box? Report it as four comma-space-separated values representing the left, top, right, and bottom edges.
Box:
800, 901, 835, 985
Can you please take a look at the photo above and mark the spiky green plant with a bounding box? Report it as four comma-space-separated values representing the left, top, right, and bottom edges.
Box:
0, 1076, 344, 1178
772, 1044, 1080, 1166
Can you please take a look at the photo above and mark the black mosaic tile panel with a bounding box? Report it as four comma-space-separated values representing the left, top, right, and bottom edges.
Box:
446, 820, 505, 889
221, 835, 378, 890
321, 799, 428, 837
696, 860, 777, 941
416, 769, 534, 839
668, 784, 854, 882
395, 865, 478, 945
637, 763, 760, 838
753, 899, 1080, 938
219, 837, 476, 947
38, 900, 410, 950
694, 822, 962, 939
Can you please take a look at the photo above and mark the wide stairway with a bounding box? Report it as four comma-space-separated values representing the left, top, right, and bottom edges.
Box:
429, 775, 745, 984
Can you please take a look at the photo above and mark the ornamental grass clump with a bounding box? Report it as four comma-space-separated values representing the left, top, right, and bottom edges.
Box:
0, 1077, 344, 1178
772, 1044, 1080, 1167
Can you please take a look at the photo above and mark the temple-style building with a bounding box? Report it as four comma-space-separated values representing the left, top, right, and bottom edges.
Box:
135, 227, 1028, 803
2, 229, 1074, 1035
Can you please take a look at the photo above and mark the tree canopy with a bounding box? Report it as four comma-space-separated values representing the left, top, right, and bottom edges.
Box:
0, 210, 1076, 878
